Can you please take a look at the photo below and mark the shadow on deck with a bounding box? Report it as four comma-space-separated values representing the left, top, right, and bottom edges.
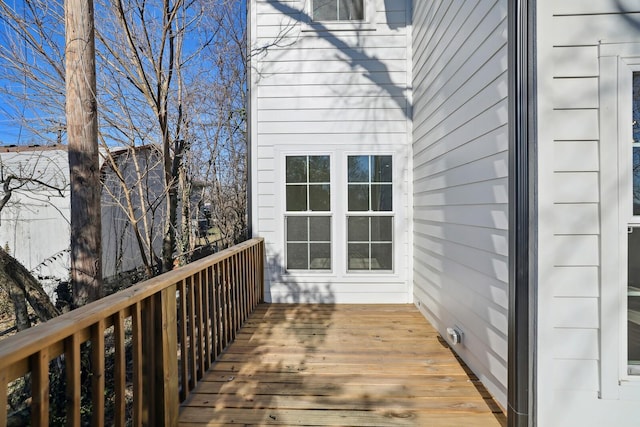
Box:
178, 304, 506, 426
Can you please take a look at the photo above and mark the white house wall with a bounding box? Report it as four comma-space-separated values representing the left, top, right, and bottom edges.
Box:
0, 149, 71, 297
250, 0, 413, 303
100, 148, 166, 280
411, 0, 509, 408
536, 1, 640, 425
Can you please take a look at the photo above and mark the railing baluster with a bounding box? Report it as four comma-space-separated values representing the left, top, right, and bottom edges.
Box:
244, 249, 250, 320
156, 284, 179, 426
114, 311, 126, 427
132, 302, 143, 427
260, 241, 265, 302
203, 266, 212, 369
65, 333, 81, 427
237, 252, 243, 325
195, 271, 205, 380
249, 246, 255, 307
91, 319, 106, 426
187, 276, 197, 391
178, 280, 188, 401
231, 255, 237, 339
223, 258, 230, 349
31, 348, 49, 426
214, 264, 222, 357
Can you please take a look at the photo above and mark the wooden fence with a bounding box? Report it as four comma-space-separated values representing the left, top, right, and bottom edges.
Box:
0, 238, 264, 426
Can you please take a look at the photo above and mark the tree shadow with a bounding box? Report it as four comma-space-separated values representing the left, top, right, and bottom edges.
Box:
253, 0, 411, 119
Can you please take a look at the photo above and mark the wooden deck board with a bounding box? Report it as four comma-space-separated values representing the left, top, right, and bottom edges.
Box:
179, 304, 506, 426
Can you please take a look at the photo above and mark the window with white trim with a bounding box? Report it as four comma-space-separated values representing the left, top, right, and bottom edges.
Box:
312, 0, 364, 21
629, 71, 640, 374
285, 155, 331, 271
598, 44, 640, 397
346, 155, 393, 271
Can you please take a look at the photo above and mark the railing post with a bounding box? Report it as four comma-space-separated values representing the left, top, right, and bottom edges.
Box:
142, 284, 179, 426
259, 240, 265, 303
156, 284, 179, 426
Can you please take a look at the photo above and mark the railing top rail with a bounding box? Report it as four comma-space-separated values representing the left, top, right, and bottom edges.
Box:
0, 237, 264, 372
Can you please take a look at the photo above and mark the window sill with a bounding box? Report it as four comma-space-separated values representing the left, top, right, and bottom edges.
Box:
618, 380, 640, 400
301, 21, 376, 33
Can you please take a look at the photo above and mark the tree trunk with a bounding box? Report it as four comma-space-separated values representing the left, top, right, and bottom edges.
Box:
65, 0, 103, 307
0, 247, 60, 331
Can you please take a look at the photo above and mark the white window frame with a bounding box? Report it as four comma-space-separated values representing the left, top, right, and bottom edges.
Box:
599, 41, 640, 400
283, 154, 334, 273
302, 0, 374, 32
345, 154, 395, 273
276, 148, 406, 284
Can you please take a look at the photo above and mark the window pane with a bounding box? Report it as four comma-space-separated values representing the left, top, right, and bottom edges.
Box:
348, 243, 369, 270
313, 0, 337, 20
348, 216, 369, 241
339, 0, 363, 20
309, 216, 331, 241
634, 147, 640, 216
348, 156, 369, 182
287, 243, 308, 269
629, 228, 640, 372
634, 72, 640, 143
287, 216, 308, 241
348, 184, 369, 211
286, 185, 307, 211
371, 184, 392, 211
309, 155, 330, 182
371, 243, 392, 270
309, 184, 331, 211
310, 243, 331, 269
371, 217, 392, 241
286, 156, 307, 183
372, 155, 392, 182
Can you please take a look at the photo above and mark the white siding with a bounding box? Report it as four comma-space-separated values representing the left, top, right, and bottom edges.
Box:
411, 0, 509, 407
251, 0, 412, 303
537, 1, 640, 425
100, 148, 166, 280
0, 149, 71, 298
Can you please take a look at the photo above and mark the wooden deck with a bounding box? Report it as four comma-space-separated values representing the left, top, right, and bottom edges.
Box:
178, 304, 506, 426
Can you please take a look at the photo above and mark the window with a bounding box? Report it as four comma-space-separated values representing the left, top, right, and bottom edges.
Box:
312, 0, 364, 21
285, 156, 331, 271
347, 155, 393, 271
629, 72, 640, 374
599, 43, 640, 397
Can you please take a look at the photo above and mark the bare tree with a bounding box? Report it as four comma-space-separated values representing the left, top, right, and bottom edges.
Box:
0, 0, 251, 320
0, 1, 66, 144
96, 0, 207, 272
190, 0, 248, 248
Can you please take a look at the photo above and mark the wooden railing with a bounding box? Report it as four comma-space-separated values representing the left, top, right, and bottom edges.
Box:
0, 238, 264, 426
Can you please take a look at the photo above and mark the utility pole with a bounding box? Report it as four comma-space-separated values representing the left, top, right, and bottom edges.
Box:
65, 0, 102, 307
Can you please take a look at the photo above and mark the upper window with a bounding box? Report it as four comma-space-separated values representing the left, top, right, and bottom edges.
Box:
312, 0, 364, 21
285, 155, 331, 271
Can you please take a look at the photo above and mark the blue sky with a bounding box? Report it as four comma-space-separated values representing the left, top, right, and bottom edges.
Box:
0, 0, 247, 147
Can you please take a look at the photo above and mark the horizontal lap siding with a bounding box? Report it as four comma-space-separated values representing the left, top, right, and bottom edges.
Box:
252, 0, 412, 303
538, 2, 640, 426
411, 0, 508, 408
